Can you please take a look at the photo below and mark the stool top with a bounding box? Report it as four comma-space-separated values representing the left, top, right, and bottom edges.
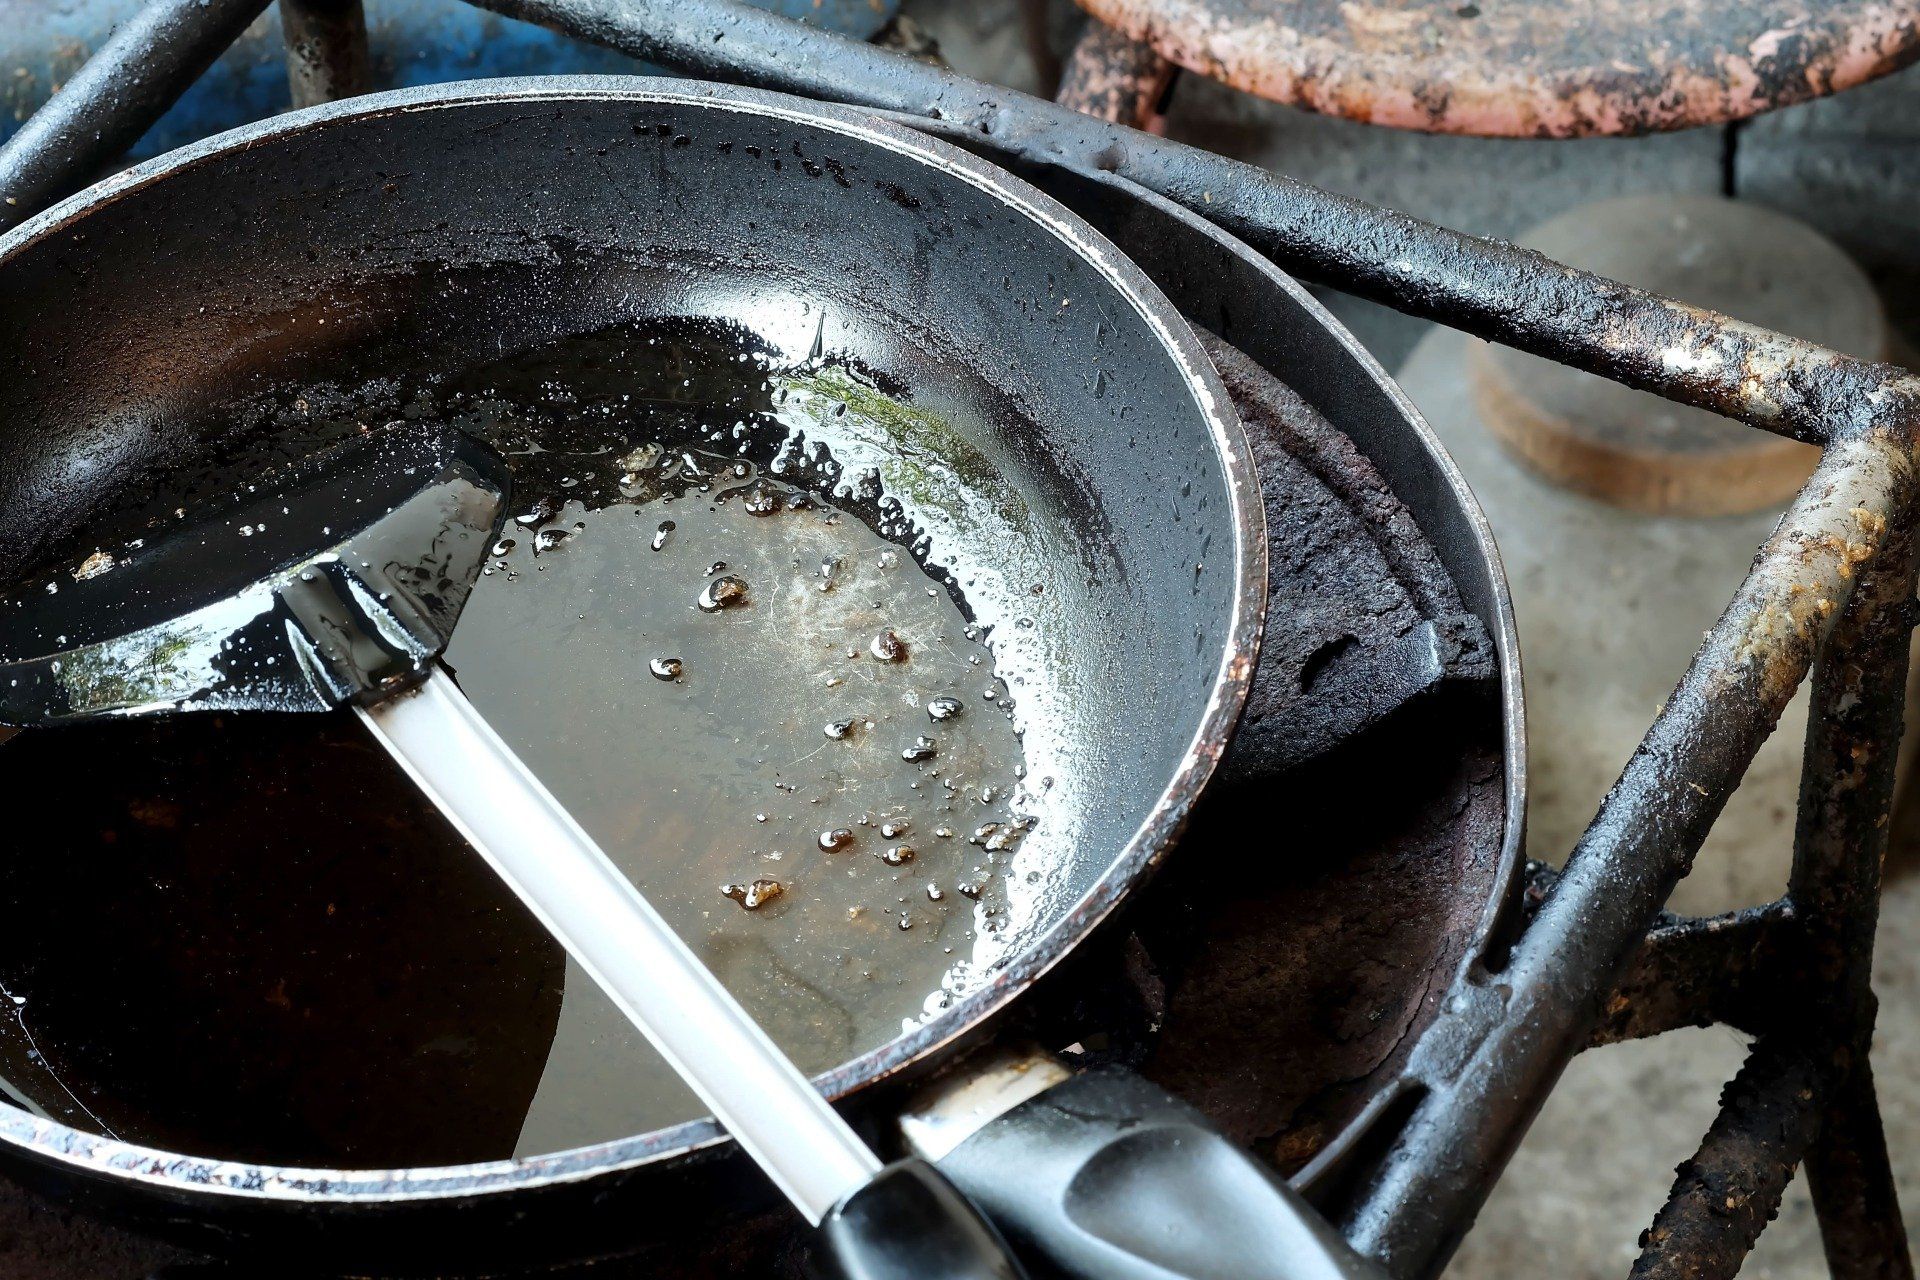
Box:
1472, 195, 1883, 515
1076, 0, 1920, 136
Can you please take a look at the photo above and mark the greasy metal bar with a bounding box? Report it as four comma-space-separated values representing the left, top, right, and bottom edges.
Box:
1520, 862, 1792, 1045
462, 0, 1920, 447
1785, 421, 1920, 1280
1629, 1038, 1826, 1280
0, 0, 271, 231
1787, 474, 1917, 1000
1586, 902, 1792, 1047
1341, 427, 1912, 1276
1805, 1063, 1916, 1280
280, 0, 371, 109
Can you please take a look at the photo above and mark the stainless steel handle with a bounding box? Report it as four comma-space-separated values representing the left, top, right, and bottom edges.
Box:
358, 668, 881, 1223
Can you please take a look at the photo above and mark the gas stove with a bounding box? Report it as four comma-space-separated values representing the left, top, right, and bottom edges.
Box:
0, 3, 1915, 1277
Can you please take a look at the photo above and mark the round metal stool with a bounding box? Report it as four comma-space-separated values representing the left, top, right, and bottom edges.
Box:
1059, 0, 1920, 134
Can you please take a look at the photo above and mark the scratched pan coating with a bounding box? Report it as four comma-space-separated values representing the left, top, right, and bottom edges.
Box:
0, 79, 1261, 1265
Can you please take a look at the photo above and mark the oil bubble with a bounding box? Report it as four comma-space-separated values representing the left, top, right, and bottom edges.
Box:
698, 574, 750, 611
721, 879, 784, 910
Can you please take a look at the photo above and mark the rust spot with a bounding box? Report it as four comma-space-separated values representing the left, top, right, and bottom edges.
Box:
127, 797, 182, 829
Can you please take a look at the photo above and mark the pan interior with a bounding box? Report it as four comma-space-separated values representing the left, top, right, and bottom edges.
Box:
0, 86, 1242, 1170
0, 315, 1051, 1163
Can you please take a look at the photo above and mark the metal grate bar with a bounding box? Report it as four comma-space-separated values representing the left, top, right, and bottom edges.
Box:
280, 0, 371, 109
0, 0, 271, 232
1806, 1062, 1916, 1280
465, 0, 1920, 451
1631, 1037, 1829, 1280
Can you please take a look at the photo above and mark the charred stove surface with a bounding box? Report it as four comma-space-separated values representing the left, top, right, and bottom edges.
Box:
1114, 334, 1503, 1177
1201, 334, 1492, 781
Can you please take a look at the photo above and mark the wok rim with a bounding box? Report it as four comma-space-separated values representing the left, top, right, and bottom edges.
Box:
0, 76, 1266, 1206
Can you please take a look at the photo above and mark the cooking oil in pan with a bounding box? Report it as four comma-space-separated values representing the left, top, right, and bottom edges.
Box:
0, 324, 1052, 1167
443, 447, 1033, 1158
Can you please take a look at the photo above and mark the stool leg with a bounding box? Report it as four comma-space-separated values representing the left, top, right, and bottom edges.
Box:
1056, 18, 1177, 132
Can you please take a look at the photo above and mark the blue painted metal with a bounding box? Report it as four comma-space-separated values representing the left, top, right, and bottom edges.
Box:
0, 0, 898, 158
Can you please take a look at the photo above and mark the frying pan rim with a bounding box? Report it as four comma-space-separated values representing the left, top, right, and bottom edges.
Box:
0, 75, 1266, 1204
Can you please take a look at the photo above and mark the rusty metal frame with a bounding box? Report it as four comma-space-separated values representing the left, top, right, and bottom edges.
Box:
1, 2, 1916, 1277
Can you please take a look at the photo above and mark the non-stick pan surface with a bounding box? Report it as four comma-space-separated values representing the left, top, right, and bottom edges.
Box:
0, 78, 1261, 1262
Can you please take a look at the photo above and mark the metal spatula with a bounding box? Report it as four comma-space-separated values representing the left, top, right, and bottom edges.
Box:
0, 424, 1022, 1279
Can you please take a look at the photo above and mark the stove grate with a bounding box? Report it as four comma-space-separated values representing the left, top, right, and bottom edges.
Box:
2, 4, 1914, 1277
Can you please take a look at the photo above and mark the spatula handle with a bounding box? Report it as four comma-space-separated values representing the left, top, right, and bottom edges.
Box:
357, 667, 879, 1222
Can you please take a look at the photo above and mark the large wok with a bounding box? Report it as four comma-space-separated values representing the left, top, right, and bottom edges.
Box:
0, 79, 1268, 1268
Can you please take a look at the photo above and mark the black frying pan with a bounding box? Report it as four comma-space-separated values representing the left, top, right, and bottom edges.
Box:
0, 78, 1264, 1268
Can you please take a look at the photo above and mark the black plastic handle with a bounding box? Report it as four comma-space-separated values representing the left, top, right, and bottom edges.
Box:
932, 1066, 1388, 1280
812, 1158, 1030, 1280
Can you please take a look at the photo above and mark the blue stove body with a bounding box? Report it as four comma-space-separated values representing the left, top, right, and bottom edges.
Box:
0, 0, 898, 162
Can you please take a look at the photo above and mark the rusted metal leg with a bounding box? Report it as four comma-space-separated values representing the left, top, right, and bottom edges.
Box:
280, 0, 371, 109
1625, 416, 1920, 1277
1629, 433, 1919, 1279
1630, 1038, 1825, 1280
0, 0, 271, 230
1786, 467, 1916, 1002
1784, 476, 1920, 1280
1056, 18, 1176, 132
1805, 1061, 1915, 1280
1336, 429, 1916, 1275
